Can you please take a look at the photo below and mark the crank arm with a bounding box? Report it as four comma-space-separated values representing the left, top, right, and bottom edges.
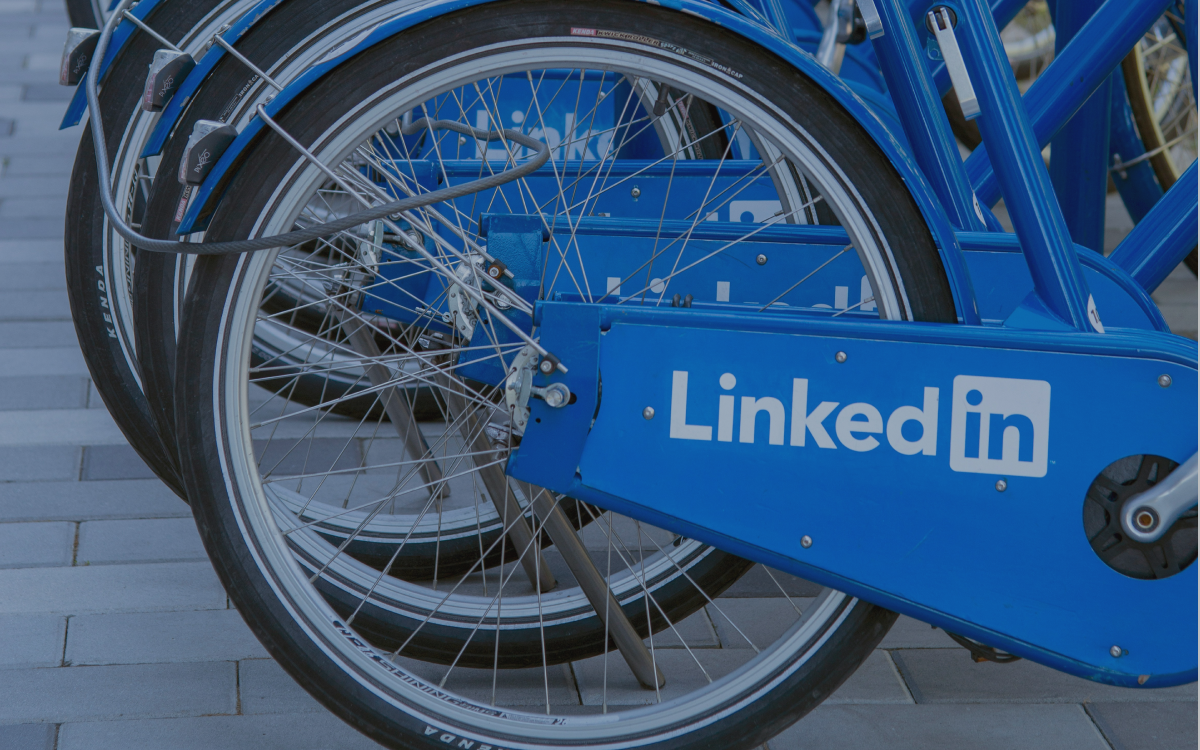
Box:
1122, 453, 1198, 543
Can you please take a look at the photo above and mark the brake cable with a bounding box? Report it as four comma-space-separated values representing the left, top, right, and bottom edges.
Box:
84, 0, 549, 256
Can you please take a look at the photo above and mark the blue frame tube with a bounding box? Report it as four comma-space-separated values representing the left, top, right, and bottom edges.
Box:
1047, 0, 1111, 253
965, 0, 1174, 207
870, 0, 985, 230
922, 0, 1028, 96
1108, 72, 1165, 224
1108, 160, 1199, 292
953, 0, 1095, 331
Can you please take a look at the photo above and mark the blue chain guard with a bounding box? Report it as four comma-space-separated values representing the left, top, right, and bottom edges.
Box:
509, 301, 1197, 688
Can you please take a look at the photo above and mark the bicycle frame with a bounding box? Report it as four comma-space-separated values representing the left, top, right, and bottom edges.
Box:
69, 0, 1197, 688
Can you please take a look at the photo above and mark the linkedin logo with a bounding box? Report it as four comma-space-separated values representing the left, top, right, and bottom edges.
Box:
949, 375, 1050, 477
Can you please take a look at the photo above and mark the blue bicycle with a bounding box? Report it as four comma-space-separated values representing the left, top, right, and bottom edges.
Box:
74, 0, 1196, 746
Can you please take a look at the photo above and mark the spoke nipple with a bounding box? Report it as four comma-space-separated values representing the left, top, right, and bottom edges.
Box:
1110, 645, 1124, 658
756, 254, 768, 266
630, 186, 641, 199
800, 535, 813, 549
835, 351, 847, 363
643, 406, 655, 420
1158, 374, 1172, 388
995, 478, 1007, 492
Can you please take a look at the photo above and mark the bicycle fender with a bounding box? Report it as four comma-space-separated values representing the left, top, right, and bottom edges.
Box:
173, 0, 981, 325
59, 0, 173, 129
140, 0, 289, 158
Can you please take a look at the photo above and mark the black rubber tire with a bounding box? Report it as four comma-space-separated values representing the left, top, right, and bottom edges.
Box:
134, 0, 730, 444
64, 0, 226, 499
64, 0, 100, 29
177, 1, 956, 746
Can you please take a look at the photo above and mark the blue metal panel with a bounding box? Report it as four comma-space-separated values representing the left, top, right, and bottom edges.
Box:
60, 0, 171, 128
965, 0, 1174, 207
510, 300, 1197, 687
171, 0, 982, 325
957, 231, 1169, 331
140, 0, 289, 158
952, 0, 1095, 332
1108, 161, 1199, 293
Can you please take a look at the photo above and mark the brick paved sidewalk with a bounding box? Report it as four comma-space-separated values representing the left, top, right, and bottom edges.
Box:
0, 2, 1195, 748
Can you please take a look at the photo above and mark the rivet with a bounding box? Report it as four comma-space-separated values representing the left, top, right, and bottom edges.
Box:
800, 535, 813, 549
756, 254, 768, 266
1158, 374, 1172, 388
835, 351, 847, 363
995, 478, 1008, 492
643, 406, 655, 420
1110, 645, 1123, 658
631, 186, 641, 199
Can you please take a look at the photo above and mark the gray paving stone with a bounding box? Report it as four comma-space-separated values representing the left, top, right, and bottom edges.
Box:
0, 325, 77, 349
0, 723, 55, 750
67, 609, 267, 666
824, 651, 913, 705
644, 605, 718, 649
720, 564, 822, 598
20, 83, 70, 101
0, 375, 87, 410
0, 408, 125, 445
0, 289, 69, 319
57, 712, 388, 750
1, 153, 73, 177
0, 133, 78, 157
76, 518, 205, 565
0, 238, 59, 262
0, 614, 65, 668
80, 444, 158, 481
0, 194, 66, 218
0, 445, 79, 481
0, 562, 226, 615
769, 704, 1110, 750
1087, 701, 1198, 750
707, 597, 807, 649
891, 649, 1198, 704
0, 68, 62, 84
0, 174, 64, 197
238, 659, 326, 715
0, 661, 235, 723
0, 520, 73, 567
0, 261, 64, 290
0, 479, 188, 522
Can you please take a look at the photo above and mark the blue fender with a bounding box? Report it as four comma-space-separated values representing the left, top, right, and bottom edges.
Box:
175, 0, 981, 324
140, 0, 289, 158
59, 0, 173, 128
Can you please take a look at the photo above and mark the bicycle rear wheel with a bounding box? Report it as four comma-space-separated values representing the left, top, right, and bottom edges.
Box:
177, 1, 957, 746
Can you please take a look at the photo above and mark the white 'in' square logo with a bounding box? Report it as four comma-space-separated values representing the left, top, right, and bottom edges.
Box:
949, 375, 1050, 477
